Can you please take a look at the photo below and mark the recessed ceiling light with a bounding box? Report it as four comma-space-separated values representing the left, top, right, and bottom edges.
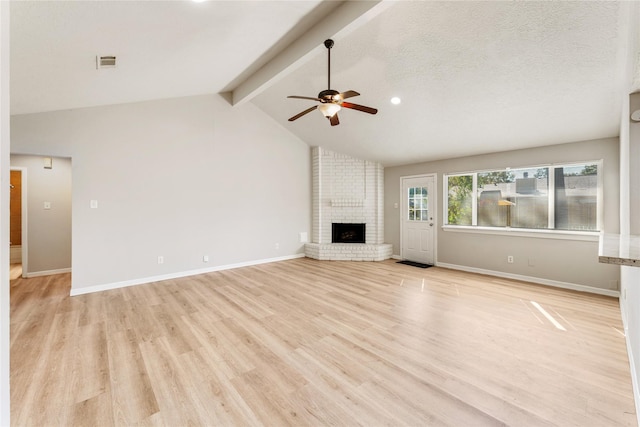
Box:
390, 97, 401, 105
192, 0, 207, 2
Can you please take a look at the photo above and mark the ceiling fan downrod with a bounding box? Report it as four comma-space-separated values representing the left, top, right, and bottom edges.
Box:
325, 39, 334, 91
318, 39, 339, 103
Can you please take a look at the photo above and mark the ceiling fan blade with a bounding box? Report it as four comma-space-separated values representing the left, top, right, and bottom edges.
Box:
288, 105, 318, 122
329, 113, 340, 126
338, 90, 360, 100
341, 102, 378, 115
287, 95, 322, 102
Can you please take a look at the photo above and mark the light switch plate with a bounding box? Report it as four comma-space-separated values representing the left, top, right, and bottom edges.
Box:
90, 200, 98, 209
43, 201, 51, 210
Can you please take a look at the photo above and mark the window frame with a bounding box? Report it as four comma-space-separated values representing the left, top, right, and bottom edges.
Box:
442, 160, 603, 239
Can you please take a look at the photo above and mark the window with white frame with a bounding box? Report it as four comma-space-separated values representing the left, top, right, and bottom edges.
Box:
444, 162, 601, 232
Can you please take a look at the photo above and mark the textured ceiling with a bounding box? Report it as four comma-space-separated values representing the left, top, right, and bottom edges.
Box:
253, 1, 628, 166
10, 1, 634, 167
10, 0, 333, 114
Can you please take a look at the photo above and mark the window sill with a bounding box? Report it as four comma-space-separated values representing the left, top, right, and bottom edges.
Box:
441, 225, 599, 241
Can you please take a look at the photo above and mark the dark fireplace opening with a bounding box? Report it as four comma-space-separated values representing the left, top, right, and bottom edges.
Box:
332, 223, 366, 244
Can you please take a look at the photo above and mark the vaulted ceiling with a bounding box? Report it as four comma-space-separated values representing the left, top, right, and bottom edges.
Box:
10, 1, 634, 166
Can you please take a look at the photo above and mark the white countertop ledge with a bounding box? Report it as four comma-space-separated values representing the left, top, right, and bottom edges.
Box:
599, 233, 640, 267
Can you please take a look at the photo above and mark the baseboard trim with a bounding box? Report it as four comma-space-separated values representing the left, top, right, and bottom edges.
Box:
391, 254, 402, 260
23, 268, 71, 278
628, 337, 640, 427
70, 254, 305, 296
436, 262, 620, 297
620, 297, 640, 426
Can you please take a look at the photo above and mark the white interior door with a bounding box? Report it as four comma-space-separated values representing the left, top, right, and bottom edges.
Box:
401, 175, 435, 264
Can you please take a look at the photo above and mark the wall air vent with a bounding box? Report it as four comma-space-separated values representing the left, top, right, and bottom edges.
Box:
96, 55, 116, 69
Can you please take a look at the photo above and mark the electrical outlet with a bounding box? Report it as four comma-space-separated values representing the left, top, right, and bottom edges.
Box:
203, 255, 209, 263
275, 243, 279, 250
157, 256, 164, 264
507, 255, 514, 264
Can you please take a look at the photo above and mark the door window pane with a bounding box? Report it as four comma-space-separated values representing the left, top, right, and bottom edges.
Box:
408, 186, 429, 221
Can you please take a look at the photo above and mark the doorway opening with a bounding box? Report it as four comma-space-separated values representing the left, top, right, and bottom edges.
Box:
10, 155, 72, 279
9, 167, 26, 279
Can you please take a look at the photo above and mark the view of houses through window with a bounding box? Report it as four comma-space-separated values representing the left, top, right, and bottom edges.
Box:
445, 162, 600, 231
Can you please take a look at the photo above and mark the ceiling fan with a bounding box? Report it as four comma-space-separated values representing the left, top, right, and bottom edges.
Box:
287, 39, 378, 126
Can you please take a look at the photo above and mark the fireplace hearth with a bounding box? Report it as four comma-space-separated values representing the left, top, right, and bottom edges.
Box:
332, 223, 365, 244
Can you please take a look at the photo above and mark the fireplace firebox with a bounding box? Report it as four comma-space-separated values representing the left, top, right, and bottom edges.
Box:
332, 223, 366, 244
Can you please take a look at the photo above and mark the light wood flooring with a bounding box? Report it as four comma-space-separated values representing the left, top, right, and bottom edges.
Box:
10, 258, 637, 426
10, 263, 22, 280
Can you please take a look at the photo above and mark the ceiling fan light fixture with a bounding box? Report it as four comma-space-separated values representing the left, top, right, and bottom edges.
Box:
318, 103, 341, 118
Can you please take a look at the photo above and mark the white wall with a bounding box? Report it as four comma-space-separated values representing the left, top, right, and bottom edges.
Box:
10, 155, 72, 276
620, 40, 640, 427
618, 2, 640, 421
385, 138, 620, 293
0, 1, 10, 424
10, 94, 311, 293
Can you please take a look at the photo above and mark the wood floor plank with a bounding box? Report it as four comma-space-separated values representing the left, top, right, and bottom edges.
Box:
71, 321, 109, 404
72, 390, 115, 427
182, 313, 257, 378
14, 308, 80, 426
107, 328, 159, 424
10, 258, 637, 425
178, 349, 263, 426
138, 337, 218, 426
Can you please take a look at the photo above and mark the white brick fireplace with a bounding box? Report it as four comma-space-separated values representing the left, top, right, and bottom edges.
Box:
304, 147, 392, 261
